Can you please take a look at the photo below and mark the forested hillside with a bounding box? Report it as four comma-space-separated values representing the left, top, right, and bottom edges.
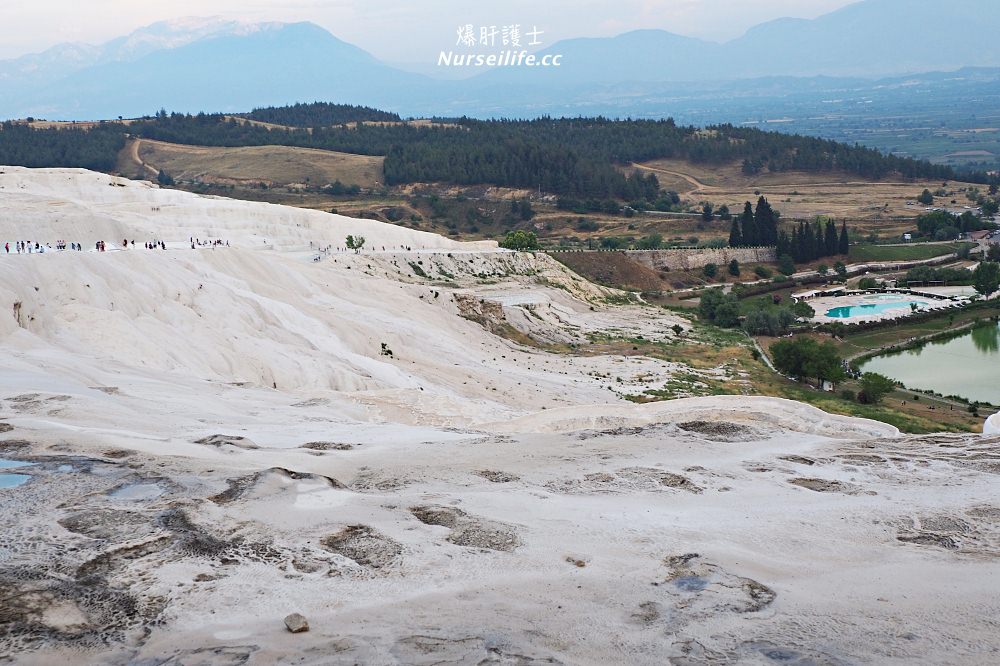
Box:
0, 122, 125, 171
0, 106, 980, 200
244, 102, 401, 127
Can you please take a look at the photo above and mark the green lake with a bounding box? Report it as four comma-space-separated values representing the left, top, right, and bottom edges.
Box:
859, 321, 1000, 405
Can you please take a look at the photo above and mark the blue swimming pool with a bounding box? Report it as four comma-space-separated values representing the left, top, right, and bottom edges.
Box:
825, 300, 929, 318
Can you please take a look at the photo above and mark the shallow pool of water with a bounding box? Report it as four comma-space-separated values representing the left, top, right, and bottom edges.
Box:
860, 322, 1000, 405
0, 473, 30, 488
673, 575, 709, 592
0, 459, 32, 469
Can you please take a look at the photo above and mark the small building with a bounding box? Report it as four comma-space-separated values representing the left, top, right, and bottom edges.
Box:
791, 286, 846, 302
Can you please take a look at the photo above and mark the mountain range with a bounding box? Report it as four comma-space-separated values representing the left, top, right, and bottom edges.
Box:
1, 0, 999, 120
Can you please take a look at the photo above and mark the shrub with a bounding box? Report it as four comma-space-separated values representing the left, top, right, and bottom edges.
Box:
859, 372, 896, 404
703, 263, 718, 278
743, 308, 795, 336
499, 230, 540, 251
858, 277, 879, 289
698, 289, 740, 327
754, 266, 772, 279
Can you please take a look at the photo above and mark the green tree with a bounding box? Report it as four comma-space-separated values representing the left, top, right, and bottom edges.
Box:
728, 218, 743, 247
703, 262, 718, 278
701, 203, 714, 221
499, 230, 540, 251
754, 196, 778, 246
728, 259, 740, 276
345, 235, 366, 252
858, 277, 879, 289
636, 234, 663, 250
739, 202, 758, 246
917, 189, 934, 205
834, 261, 848, 279
513, 199, 535, 220
973, 261, 1000, 296
698, 289, 740, 327
859, 372, 896, 404
770, 338, 845, 386
777, 254, 796, 276
713, 300, 741, 327
824, 219, 838, 257
717, 204, 731, 221
743, 308, 795, 336
838, 221, 850, 255
157, 169, 175, 186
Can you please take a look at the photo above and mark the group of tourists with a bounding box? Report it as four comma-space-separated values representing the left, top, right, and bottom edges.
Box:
4, 238, 231, 253
193, 238, 229, 248
4, 241, 87, 253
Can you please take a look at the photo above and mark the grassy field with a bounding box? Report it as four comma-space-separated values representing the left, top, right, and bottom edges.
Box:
632, 158, 979, 236
120, 138, 385, 189
847, 242, 974, 262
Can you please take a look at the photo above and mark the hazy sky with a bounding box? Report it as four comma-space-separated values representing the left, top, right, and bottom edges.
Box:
0, 0, 860, 61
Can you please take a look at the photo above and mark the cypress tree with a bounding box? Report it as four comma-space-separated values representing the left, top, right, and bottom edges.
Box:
814, 221, 825, 260
740, 202, 758, 246
838, 221, 850, 255
776, 229, 791, 258
803, 223, 816, 262
728, 218, 743, 247
824, 219, 838, 257
754, 196, 777, 246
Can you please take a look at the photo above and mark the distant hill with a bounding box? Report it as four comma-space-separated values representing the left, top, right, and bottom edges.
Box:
1, 0, 999, 127
0, 22, 431, 120
470, 0, 1000, 93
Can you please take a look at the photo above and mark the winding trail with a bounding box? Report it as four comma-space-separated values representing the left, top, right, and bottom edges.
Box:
630, 162, 708, 194
127, 138, 159, 179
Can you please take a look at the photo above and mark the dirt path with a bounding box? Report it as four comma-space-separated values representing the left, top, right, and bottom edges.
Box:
630, 162, 709, 194
127, 139, 159, 179
632, 161, 930, 194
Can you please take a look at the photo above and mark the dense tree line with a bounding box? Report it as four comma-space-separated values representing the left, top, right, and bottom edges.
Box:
244, 102, 400, 127
775, 219, 849, 264
128, 113, 970, 196
728, 196, 779, 247
903, 265, 976, 286
1, 107, 978, 199
0, 122, 125, 171
915, 210, 992, 240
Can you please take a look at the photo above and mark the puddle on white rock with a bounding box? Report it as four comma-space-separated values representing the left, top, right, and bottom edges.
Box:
0, 459, 33, 489
0, 473, 30, 489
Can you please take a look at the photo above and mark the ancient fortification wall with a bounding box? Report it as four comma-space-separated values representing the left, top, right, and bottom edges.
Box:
624, 247, 776, 271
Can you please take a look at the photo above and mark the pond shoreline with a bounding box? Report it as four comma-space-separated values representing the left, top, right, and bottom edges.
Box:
858, 319, 1000, 409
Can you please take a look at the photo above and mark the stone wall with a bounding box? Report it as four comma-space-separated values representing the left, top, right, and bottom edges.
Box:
624, 247, 776, 271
